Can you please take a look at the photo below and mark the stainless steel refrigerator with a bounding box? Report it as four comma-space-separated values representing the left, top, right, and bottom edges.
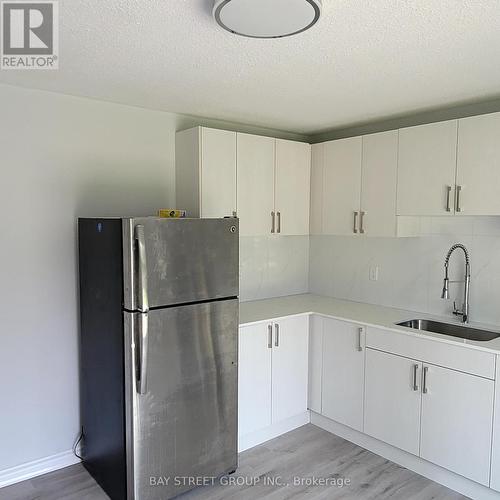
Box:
78, 217, 239, 500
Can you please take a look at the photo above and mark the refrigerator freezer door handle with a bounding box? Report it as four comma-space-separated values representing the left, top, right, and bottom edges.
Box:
134, 225, 149, 313
138, 312, 149, 394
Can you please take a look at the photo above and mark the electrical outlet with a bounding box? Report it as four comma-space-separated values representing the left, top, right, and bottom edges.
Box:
369, 266, 379, 281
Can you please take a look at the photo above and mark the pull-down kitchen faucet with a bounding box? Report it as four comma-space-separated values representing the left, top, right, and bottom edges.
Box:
441, 244, 471, 323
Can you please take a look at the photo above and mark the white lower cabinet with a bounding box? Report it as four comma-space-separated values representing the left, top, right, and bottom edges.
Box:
364, 349, 422, 455
238, 322, 272, 437
307, 314, 323, 413
271, 315, 309, 423
321, 318, 365, 431
491, 356, 500, 492
238, 315, 309, 446
419, 364, 494, 486
241, 312, 498, 492
363, 344, 495, 487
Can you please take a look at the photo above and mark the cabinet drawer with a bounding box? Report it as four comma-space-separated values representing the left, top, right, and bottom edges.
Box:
366, 326, 495, 379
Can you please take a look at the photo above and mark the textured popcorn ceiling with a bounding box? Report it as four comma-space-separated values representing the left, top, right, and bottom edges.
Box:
2, 0, 500, 134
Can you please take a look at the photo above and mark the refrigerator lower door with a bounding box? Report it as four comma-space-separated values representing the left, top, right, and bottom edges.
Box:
123, 217, 239, 310
124, 299, 238, 500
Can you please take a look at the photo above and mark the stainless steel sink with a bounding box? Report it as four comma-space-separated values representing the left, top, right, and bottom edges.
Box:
396, 319, 500, 342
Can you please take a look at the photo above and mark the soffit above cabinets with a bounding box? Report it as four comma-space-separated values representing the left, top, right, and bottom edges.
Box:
1, 1, 500, 134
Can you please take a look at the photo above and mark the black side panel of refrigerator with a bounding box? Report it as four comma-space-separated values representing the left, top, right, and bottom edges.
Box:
78, 218, 126, 500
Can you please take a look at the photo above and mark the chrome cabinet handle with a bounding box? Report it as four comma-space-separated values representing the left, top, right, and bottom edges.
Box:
445, 185, 452, 212
359, 211, 366, 234
275, 323, 280, 347
277, 212, 281, 234
271, 211, 275, 233
455, 185, 462, 213
422, 366, 429, 394
134, 225, 149, 313
137, 312, 149, 394
353, 211, 359, 234
357, 327, 363, 351
412, 364, 419, 391
268, 324, 273, 348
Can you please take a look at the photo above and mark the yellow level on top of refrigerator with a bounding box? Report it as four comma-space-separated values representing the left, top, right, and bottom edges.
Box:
157, 209, 187, 218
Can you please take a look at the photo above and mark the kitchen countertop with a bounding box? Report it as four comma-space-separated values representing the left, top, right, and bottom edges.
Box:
239, 293, 500, 355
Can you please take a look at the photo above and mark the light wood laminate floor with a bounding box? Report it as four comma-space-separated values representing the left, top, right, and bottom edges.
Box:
0, 424, 467, 500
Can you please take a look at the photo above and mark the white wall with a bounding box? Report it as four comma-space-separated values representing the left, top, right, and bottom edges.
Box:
0, 84, 302, 475
310, 217, 500, 326
0, 86, 174, 473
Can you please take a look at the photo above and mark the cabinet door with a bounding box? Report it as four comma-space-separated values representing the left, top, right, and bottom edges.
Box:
200, 128, 237, 218
321, 318, 365, 431
322, 137, 362, 235
308, 314, 323, 413
397, 120, 457, 216
237, 133, 275, 236
491, 356, 500, 492
456, 112, 500, 215
420, 364, 494, 486
238, 323, 272, 437
272, 315, 309, 423
310, 144, 324, 235
364, 349, 422, 455
360, 131, 398, 237
275, 139, 311, 235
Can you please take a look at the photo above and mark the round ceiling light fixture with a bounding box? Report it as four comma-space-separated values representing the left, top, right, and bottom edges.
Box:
213, 0, 322, 39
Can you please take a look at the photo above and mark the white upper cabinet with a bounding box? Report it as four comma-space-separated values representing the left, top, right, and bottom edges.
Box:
177, 112, 500, 235
397, 120, 458, 216
200, 128, 237, 218
237, 134, 311, 236
322, 137, 363, 235
398, 114, 500, 217
176, 128, 310, 236
275, 139, 311, 235
309, 144, 324, 235
419, 363, 494, 486
237, 133, 276, 236
360, 131, 399, 236
175, 127, 236, 218
315, 131, 400, 237
456, 112, 500, 215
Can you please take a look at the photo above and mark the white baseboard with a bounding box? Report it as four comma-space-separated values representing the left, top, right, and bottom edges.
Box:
0, 449, 81, 488
310, 412, 500, 500
238, 411, 310, 452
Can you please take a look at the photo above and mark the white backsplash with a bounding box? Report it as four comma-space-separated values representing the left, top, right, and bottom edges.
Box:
240, 236, 309, 302
309, 217, 500, 326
